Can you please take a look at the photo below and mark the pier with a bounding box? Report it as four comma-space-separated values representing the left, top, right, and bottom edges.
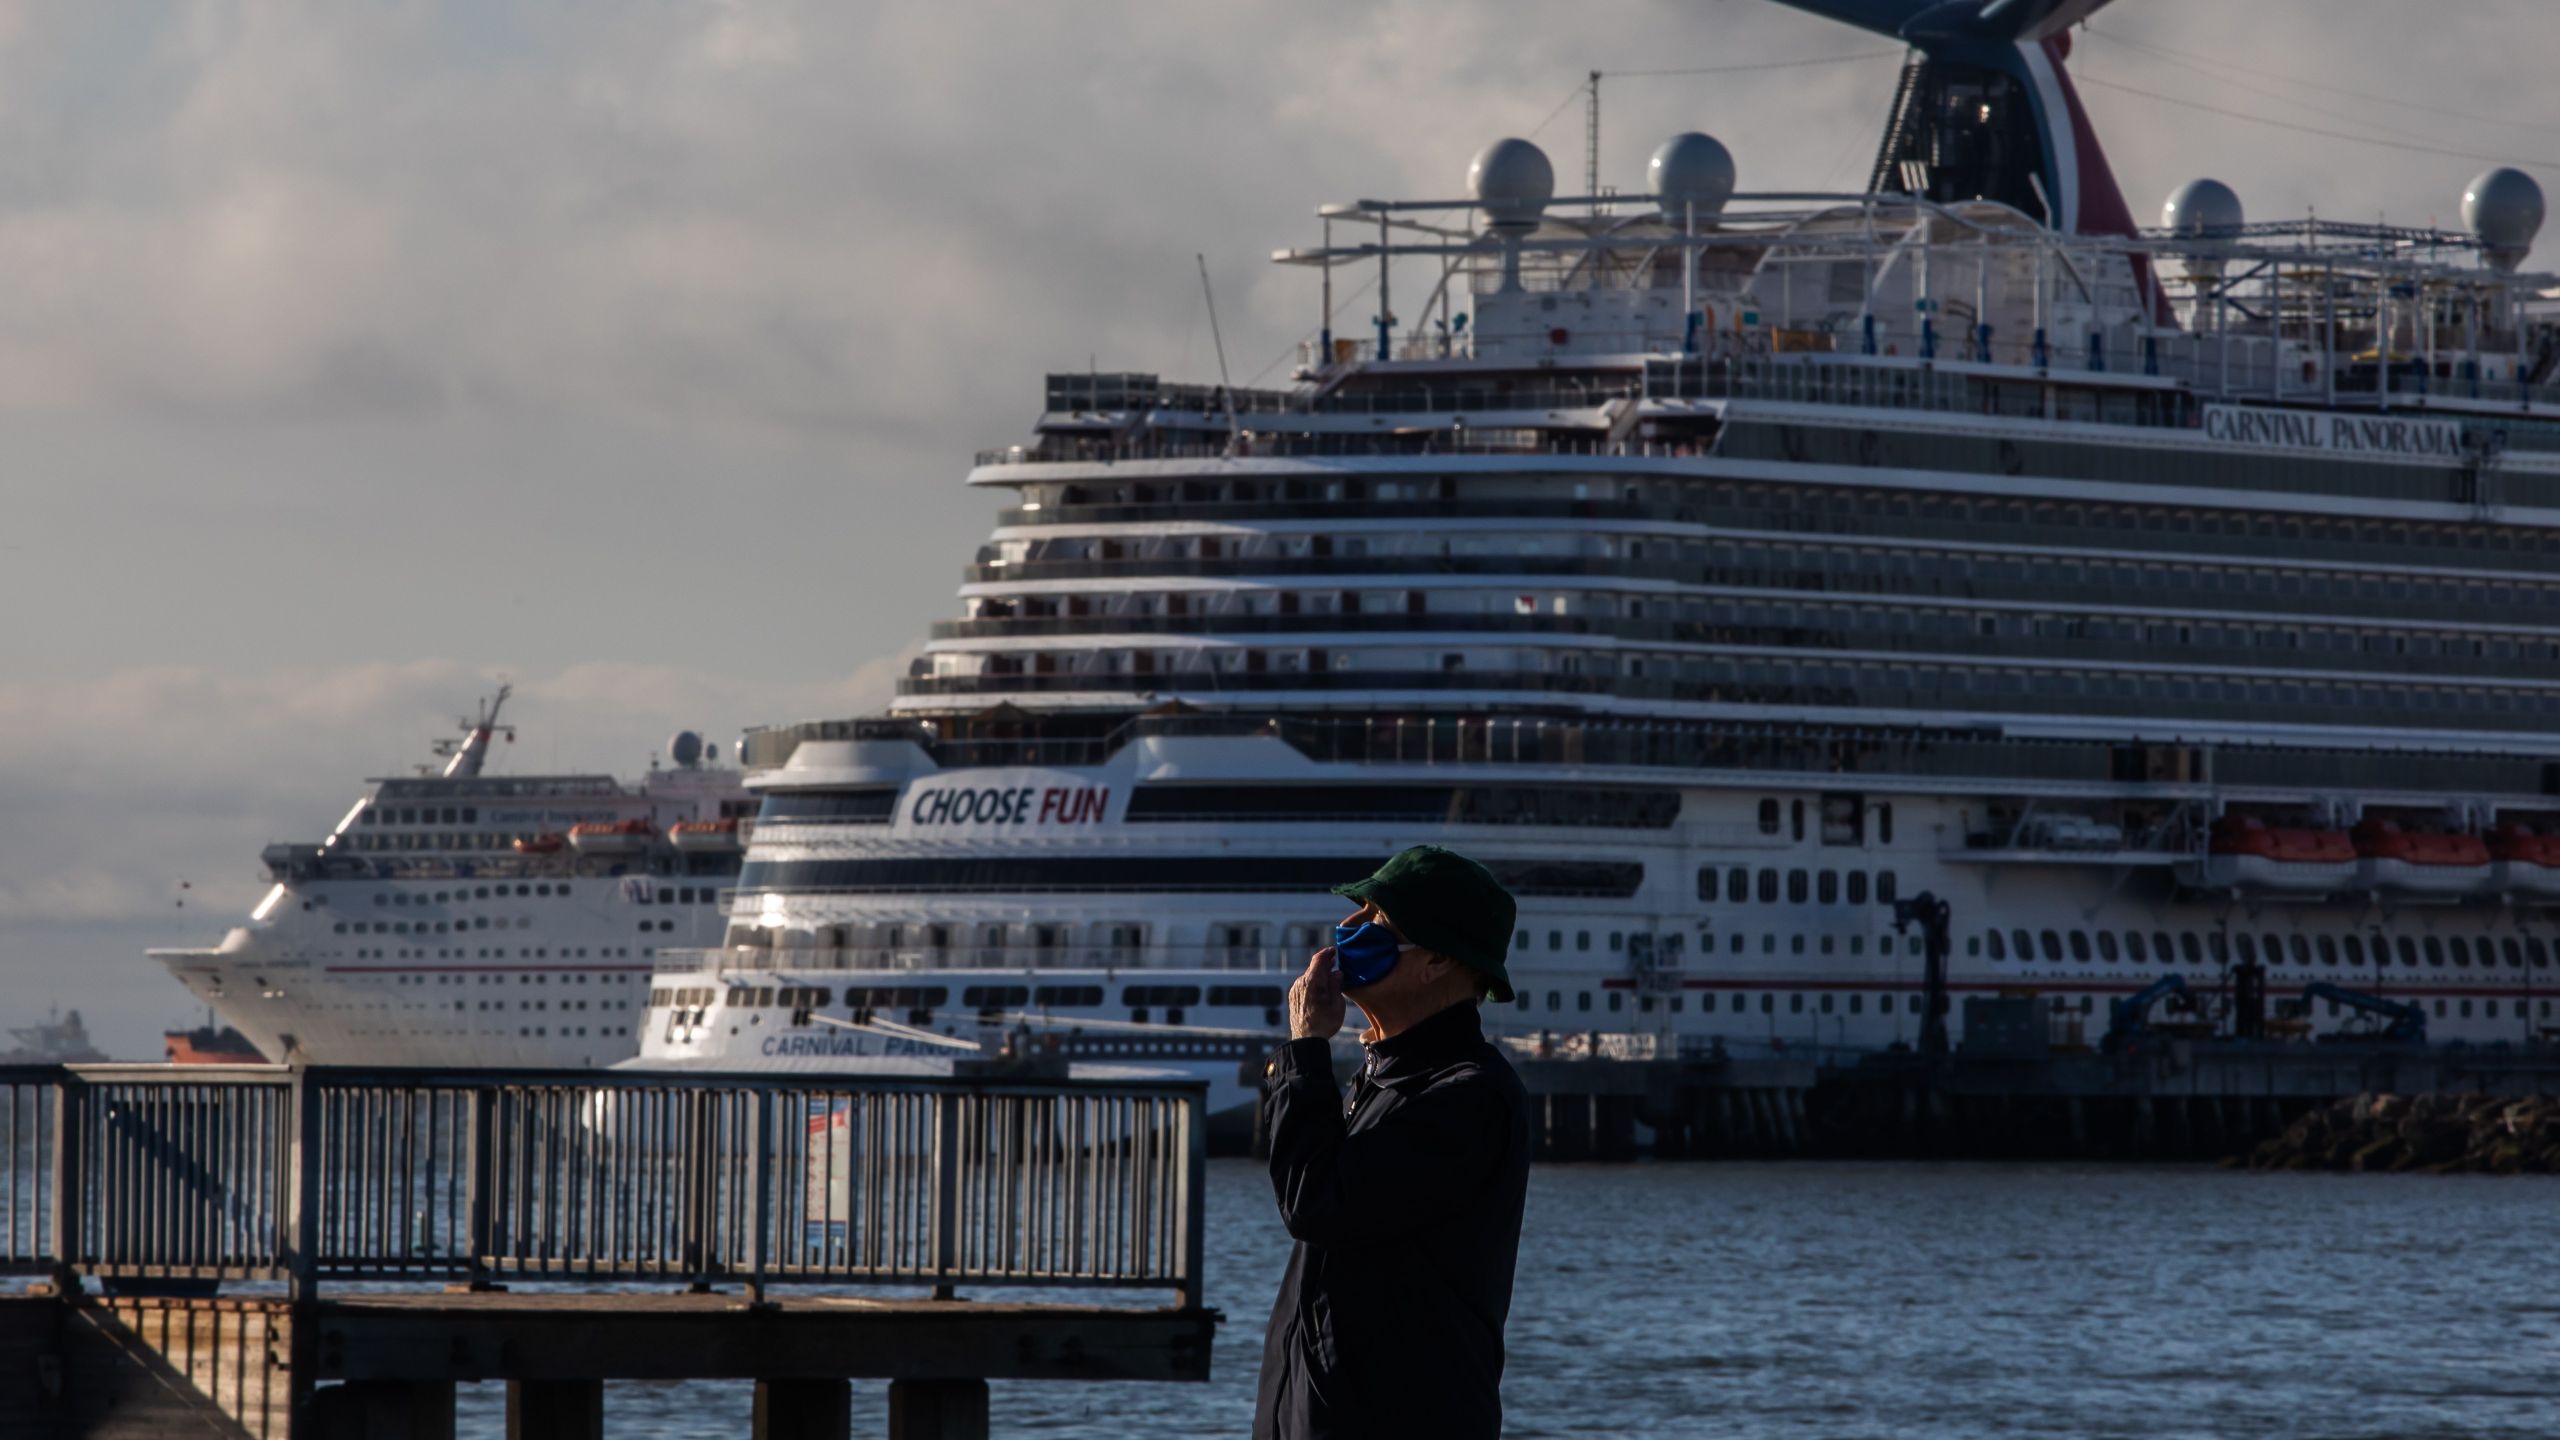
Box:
0, 1064, 1214, 1439
1502, 1028, 2560, 1162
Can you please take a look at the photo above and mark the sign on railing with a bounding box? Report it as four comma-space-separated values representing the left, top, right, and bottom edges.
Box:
0, 1065, 1203, 1306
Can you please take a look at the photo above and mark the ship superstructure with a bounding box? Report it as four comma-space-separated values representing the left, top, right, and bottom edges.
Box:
632, 0, 2560, 1127
152, 687, 753, 1066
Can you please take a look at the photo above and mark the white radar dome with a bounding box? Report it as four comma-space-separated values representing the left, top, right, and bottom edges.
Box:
668, 730, 704, 767
2464, 167, 2545, 271
1468, 138, 1555, 231
1649, 133, 1736, 222
2161, 178, 2244, 238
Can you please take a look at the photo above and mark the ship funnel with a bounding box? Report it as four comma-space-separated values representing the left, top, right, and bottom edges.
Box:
2464, 167, 2544, 273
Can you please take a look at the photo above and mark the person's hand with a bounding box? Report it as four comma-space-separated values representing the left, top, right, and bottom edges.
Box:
1289, 946, 1345, 1041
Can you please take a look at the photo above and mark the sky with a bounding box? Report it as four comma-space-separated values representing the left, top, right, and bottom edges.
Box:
6, 0, 2558, 1059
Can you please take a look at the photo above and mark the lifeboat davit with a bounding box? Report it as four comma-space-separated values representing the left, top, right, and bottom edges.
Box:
567, 819, 654, 855
513, 833, 567, 856
2353, 818, 2491, 895
2181, 815, 2356, 893
2490, 823, 2560, 899
667, 818, 744, 853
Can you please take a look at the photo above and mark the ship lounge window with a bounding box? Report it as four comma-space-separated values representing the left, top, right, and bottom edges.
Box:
1576, 932, 1591, 952
2123, 932, 2146, 964
1847, 872, 1868, 905
1208, 985, 1283, 1009
1547, 931, 1562, 951
1576, 992, 1592, 1013
2449, 937, 2473, 968
1123, 985, 1202, 1009
1546, 992, 1561, 1012
2531, 939, 2554, 969
1817, 871, 1838, 905
1698, 869, 1719, 902
2039, 931, 2064, 963
1729, 868, 1748, 901
1876, 871, 1898, 905
2424, 937, 2446, 967
963, 985, 1030, 1010
2096, 932, 2118, 963
1757, 870, 1779, 903
1986, 931, 2006, 961
1789, 994, 1805, 1014
2011, 929, 2033, 963
2319, 936, 2342, 967
1758, 799, 1780, 835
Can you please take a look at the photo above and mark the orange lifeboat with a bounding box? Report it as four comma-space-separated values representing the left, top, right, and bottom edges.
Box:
513, 833, 567, 856
667, 818, 744, 853
2183, 815, 2355, 894
567, 819, 654, 855
2489, 822, 2560, 899
2353, 818, 2491, 895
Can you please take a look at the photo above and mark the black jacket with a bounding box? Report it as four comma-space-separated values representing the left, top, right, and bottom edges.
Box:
1252, 1002, 1532, 1440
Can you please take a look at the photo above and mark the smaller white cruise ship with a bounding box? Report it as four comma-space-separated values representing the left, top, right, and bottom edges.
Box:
151, 687, 753, 1067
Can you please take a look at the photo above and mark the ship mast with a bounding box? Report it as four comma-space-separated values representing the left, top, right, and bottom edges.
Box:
439, 683, 514, 779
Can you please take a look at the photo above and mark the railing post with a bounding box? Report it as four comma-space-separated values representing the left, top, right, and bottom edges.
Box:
1179, 1088, 1206, 1311
466, 1085, 498, 1290
930, 1092, 960, 1300
748, 1087, 774, 1306
683, 1088, 716, 1291
47, 1069, 82, 1293
286, 1066, 321, 1303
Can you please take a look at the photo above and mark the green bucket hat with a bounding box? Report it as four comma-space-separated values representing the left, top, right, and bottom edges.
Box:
1331, 845, 1517, 1003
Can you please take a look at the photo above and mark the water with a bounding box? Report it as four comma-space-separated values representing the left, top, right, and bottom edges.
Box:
456, 1159, 2560, 1438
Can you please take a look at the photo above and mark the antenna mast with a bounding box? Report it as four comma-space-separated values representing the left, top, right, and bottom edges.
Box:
1585, 71, 1602, 214
1196, 253, 1243, 453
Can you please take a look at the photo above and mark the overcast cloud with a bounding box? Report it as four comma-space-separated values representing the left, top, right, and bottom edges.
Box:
5, 0, 2557, 1056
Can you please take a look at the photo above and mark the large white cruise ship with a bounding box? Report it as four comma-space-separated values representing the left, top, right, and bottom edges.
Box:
643, 0, 2560, 1130
153, 687, 753, 1066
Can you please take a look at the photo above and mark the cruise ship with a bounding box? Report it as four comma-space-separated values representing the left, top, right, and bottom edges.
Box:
152, 687, 753, 1065
643, 0, 2558, 1129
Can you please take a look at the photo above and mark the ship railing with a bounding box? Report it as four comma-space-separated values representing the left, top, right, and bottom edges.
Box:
654, 945, 1304, 977
747, 713, 2554, 799
989, 352, 2560, 472
0, 1063, 1203, 1307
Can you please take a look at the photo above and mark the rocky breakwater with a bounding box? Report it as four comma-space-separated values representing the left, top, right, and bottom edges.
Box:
2246, 1093, 2560, 1174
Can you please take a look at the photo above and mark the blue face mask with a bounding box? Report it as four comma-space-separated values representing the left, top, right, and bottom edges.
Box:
1333, 921, 1407, 988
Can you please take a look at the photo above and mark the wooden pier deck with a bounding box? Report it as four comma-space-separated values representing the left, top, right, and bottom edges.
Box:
0, 1064, 1218, 1438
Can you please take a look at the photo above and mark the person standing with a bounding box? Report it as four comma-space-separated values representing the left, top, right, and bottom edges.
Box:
1253, 845, 1533, 1440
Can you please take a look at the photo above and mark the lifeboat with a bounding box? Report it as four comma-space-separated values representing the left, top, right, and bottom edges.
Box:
2180, 815, 2355, 893
513, 833, 567, 856
2353, 818, 2491, 895
667, 818, 744, 853
567, 819, 654, 855
2490, 823, 2560, 899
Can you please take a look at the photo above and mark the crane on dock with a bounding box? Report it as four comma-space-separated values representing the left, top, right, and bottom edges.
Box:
2287, 982, 2429, 1045
2102, 974, 2201, 1053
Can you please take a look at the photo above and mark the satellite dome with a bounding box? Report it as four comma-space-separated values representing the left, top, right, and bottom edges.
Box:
1468, 138, 1555, 231
2464, 167, 2545, 271
2161, 178, 2244, 238
668, 730, 704, 768
1649, 133, 1736, 222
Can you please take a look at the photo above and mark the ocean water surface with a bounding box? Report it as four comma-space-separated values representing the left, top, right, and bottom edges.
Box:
453, 1159, 2560, 1438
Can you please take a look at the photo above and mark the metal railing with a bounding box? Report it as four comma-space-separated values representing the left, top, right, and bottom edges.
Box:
0, 1065, 1202, 1306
